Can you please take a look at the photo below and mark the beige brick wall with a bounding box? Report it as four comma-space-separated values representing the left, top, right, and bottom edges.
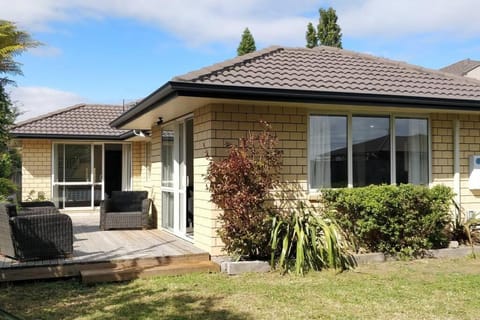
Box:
430, 113, 480, 213
193, 103, 309, 255
430, 113, 455, 189
21, 139, 52, 200
458, 114, 480, 212
131, 141, 144, 190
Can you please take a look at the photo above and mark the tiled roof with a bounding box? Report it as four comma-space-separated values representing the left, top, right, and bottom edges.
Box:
174, 46, 480, 101
440, 59, 480, 76
12, 104, 131, 138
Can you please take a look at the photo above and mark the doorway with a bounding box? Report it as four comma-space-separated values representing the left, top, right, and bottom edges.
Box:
104, 144, 122, 198
161, 117, 194, 238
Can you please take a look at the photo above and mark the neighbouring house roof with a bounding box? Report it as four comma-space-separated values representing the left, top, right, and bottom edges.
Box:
440, 59, 480, 76
111, 45, 480, 128
11, 104, 134, 140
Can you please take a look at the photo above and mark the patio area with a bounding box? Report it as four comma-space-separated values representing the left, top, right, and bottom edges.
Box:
0, 211, 218, 283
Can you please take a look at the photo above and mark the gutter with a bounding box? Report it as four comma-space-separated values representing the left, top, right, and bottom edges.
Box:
111, 81, 480, 128
11, 131, 136, 141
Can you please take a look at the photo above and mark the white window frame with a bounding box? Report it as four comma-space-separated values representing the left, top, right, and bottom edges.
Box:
308, 112, 430, 192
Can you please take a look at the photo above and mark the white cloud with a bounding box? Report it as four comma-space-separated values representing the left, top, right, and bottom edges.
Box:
9, 86, 87, 122
0, 0, 317, 46
1, 0, 480, 46
337, 0, 480, 38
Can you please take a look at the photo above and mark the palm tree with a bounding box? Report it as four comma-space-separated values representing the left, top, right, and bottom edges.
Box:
0, 20, 39, 83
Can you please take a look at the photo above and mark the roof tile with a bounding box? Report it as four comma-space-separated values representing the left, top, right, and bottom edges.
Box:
12, 104, 130, 137
174, 46, 480, 100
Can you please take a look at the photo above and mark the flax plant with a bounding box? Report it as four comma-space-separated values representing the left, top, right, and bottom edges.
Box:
270, 203, 356, 275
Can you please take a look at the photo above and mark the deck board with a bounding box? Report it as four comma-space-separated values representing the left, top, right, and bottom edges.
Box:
0, 211, 211, 281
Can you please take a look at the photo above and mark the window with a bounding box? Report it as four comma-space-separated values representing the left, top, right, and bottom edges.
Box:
309, 115, 347, 188
309, 114, 429, 190
395, 118, 428, 185
352, 116, 390, 186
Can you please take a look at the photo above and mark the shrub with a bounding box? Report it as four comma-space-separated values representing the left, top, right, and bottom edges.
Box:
270, 202, 356, 275
0, 177, 16, 197
205, 121, 282, 259
322, 184, 454, 258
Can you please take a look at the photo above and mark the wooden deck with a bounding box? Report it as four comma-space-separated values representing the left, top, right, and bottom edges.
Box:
0, 211, 219, 283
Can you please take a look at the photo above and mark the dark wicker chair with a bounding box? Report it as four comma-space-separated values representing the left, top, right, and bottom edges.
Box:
0, 203, 73, 261
17, 201, 59, 216
100, 191, 151, 230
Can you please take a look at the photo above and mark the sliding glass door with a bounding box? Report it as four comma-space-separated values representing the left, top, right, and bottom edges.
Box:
161, 118, 194, 238
53, 143, 131, 209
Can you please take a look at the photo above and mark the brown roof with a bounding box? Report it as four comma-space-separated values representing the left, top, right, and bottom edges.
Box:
440, 59, 480, 76
174, 46, 480, 100
12, 104, 132, 139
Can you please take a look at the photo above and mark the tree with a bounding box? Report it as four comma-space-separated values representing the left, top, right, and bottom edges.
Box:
0, 20, 37, 197
237, 28, 256, 56
0, 84, 14, 147
305, 22, 318, 48
0, 20, 39, 84
317, 7, 342, 48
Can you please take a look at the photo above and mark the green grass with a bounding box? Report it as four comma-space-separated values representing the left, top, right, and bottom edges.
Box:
2, 258, 480, 319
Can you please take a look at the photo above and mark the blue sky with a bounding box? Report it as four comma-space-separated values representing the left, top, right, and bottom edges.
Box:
1, 0, 480, 122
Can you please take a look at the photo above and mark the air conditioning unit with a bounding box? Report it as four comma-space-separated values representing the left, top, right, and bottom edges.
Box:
469, 155, 480, 190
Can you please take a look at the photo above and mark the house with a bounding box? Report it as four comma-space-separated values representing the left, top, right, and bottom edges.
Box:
11, 104, 152, 208
12, 45, 480, 255
441, 58, 480, 81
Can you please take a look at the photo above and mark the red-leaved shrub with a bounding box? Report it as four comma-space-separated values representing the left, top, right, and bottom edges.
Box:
205, 121, 282, 258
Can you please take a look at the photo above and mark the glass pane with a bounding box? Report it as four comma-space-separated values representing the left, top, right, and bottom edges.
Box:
122, 144, 132, 190
179, 123, 185, 189
65, 145, 91, 182
162, 129, 174, 188
54, 144, 64, 182
309, 115, 347, 188
65, 185, 91, 207
94, 185, 102, 206
352, 116, 390, 186
53, 185, 64, 209
179, 192, 185, 234
162, 191, 174, 229
396, 118, 428, 185
94, 145, 102, 183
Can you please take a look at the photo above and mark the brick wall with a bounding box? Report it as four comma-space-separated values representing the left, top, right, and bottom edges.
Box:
193, 103, 309, 255
131, 141, 144, 190
20, 139, 52, 200
430, 113, 480, 213
430, 113, 455, 189
458, 114, 480, 212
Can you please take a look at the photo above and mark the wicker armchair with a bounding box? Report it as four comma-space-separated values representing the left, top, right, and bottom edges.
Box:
100, 191, 151, 230
0, 203, 73, 261
17, 201, 59, 216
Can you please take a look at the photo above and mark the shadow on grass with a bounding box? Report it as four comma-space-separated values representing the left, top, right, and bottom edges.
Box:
0, 278, 251, 320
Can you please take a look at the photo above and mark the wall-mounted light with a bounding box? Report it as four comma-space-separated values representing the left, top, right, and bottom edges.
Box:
156, 117, 163, 126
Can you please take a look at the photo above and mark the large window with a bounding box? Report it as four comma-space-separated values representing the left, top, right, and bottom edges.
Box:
395, 118, 428, 185
309, 115, 347, 188
309, 115, 429, 190
352, 116, 390, 186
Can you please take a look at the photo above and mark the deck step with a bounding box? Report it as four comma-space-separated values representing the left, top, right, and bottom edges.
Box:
80, 260, 220, 284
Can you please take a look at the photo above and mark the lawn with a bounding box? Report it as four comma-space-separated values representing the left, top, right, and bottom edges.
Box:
2, 257, 480, 320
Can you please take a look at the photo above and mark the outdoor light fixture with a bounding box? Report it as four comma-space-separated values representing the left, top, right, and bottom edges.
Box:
156, 117, 163, 126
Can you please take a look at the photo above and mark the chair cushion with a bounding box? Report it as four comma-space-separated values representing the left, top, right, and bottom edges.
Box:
110, 191, 147, 212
